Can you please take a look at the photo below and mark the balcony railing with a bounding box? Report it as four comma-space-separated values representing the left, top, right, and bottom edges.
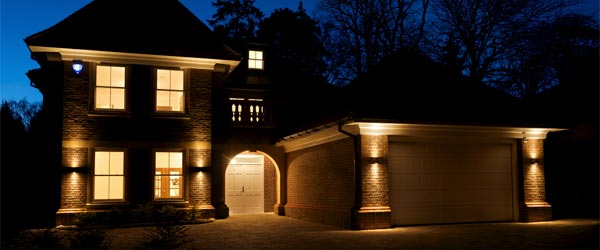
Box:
229, 98, 274, 127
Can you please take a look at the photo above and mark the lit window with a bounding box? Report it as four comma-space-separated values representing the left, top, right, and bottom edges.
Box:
156, 69, 185, 112
155, 152, 183, 199
248, 50, 264, 70
95, 66, 125, 110
94, 151, 124, 200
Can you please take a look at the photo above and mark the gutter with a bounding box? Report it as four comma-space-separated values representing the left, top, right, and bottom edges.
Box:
337, 118, 362, 219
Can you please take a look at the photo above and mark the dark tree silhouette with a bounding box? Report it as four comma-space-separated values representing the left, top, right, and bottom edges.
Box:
257, 5, 327, 81
208, 0, 264, 41
505, 13, 599, 98
431, 0, 579, 89
317, 0, 430, 85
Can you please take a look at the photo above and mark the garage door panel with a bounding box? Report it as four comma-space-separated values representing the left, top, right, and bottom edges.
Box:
389, 142, 514, 225
392, 191, 444, 205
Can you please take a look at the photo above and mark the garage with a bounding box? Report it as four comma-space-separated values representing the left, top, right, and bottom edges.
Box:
389, 140, 516, 225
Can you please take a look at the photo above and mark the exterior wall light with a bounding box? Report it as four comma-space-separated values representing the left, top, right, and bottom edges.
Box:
72, 60, 84, 74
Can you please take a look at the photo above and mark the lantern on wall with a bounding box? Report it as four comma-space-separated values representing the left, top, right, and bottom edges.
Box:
72, 60, 83, 74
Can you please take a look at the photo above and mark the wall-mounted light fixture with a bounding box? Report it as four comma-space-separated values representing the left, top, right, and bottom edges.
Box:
72, 60, 84, 74
366, 157, 386, 165
62, 166, 89, 173
524, 158, 542, 165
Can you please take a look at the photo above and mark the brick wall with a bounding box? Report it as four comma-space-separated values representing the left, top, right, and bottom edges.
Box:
354, 134, 391, 229
264, 156, 276, 212
60, 173, 87, 209
359, 135, 389, 207
285, 137, 355, 228
58, 63, 215, 222
519, 138, 552, 222
62, 65, 212, 142
189, 149, 212, 206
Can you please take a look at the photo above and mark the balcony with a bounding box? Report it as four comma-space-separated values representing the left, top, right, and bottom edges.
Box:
229, 98, 274, 128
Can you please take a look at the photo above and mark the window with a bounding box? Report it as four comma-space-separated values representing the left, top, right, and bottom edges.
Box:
156, 69, 185, 112
93, 151, 124, 200
155, 152, 183, 199
248, 50, 264, 70
95, 65, 125, 110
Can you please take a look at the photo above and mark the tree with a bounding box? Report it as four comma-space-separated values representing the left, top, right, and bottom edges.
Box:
503, 13, 599, 98
430, 0, 578, 89
257, 4, 327, 80
2, 99, 41, 131
317, 0, 431, 85
207, 0, 264, 42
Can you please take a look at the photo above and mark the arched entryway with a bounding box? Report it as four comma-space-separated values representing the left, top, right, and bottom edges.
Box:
225, 151, 280, 214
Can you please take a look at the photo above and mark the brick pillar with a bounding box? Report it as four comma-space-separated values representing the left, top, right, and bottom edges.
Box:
56, 147, 88, 226
189, 149, 215, 219
352, 135, 391, 230
519, 138, 552, 222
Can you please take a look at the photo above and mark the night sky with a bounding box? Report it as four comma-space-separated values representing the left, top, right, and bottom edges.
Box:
0, 0, 596, 103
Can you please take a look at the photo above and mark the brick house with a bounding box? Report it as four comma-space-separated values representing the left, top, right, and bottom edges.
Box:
24, 0, 564, 230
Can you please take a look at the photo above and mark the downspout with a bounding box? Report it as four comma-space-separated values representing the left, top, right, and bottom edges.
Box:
338, 119, 361, 221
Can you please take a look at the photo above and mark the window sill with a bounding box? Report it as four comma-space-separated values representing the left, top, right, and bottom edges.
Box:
88, 110, 131, 117
150, 112, 190, 120
86, 201, 130, 210
150, 200, 190, 207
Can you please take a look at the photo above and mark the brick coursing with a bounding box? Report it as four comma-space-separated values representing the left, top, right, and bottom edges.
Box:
519, 138, 552, 222
60, 173, 87, 209
521, 139, 546, 202
264, 156, 276, 212
286, 137, 355, 228
359, 135, 389, 207
62, 147, 88, 168
58, 64, 214, 219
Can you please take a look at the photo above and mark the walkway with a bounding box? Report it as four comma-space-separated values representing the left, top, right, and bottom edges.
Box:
109, 213, 599, 250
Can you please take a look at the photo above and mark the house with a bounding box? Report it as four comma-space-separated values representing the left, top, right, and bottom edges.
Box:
24, 0, 565, 230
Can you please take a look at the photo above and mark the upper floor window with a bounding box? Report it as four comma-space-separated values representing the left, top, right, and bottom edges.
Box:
156, 69, 185, 112
155, 151, 183, 199
95, 65, 125, 110
93, 151, 125, 201
248, 50, 264, 70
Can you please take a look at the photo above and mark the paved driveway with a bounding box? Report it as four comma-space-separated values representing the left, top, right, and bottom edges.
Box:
110, 213, 598, 250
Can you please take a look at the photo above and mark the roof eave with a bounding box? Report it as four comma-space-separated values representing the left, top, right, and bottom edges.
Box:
28, 46, 241, 71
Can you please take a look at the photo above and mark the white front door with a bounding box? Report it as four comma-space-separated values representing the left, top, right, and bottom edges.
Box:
226, 154, 264, 213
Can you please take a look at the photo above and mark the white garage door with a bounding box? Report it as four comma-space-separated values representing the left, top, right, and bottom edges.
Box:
389, 141, 514, 225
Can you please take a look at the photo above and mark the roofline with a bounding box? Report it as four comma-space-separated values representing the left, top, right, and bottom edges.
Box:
28, 46, 240, 71
275, 119, 567, 152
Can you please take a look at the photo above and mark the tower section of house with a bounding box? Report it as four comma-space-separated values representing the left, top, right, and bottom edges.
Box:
25, 0, 241, 225
210, 42, 287, 219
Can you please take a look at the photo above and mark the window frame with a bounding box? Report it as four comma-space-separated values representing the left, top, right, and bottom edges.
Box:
153, 149, 187, 201
90, 64, 129, 113
248, 50, 264, 70
90, 148, 128, 204
154, 68, 188, 114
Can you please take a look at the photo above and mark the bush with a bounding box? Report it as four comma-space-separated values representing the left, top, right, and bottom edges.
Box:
136, 206, 196, 250
68, 212, 112, 250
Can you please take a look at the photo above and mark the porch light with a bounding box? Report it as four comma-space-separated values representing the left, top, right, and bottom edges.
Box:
72, 60, 83, 74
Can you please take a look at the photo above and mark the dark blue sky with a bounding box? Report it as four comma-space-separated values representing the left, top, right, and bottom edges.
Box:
0, 0, 596, 103
0, 0, 317, 103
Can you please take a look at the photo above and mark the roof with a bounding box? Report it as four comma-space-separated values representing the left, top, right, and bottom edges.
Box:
337, 49, 540, 128
24, 0, 241, 61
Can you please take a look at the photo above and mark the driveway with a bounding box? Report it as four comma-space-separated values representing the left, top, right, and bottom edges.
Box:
110, 213, 598, 250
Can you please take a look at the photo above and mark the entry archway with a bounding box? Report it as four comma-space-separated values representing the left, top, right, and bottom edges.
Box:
225, 151, 279, 214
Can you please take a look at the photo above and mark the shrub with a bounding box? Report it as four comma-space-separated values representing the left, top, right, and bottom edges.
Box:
136, 206, 196, 250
